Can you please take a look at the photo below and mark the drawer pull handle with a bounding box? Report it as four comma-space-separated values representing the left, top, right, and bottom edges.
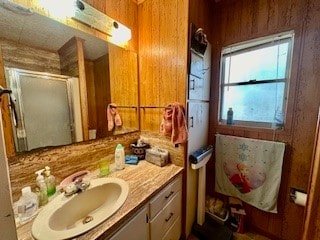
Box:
190, 79, 195, 90
165, 191, 174, 199
165, 213, 174, 222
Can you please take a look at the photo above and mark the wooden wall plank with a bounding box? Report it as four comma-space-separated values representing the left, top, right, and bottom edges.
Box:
0, 47, 15, 158
210, 0, 320, 239
84, 60, 97, 131
59, 37, 89, 141
108, 44, 139, 132
138, 0, 188, 133
93, 55, 111, 138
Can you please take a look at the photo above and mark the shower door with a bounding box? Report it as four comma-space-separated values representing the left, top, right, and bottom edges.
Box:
6, 68, 77, 152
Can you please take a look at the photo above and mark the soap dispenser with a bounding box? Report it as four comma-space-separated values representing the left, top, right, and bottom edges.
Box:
44, 166, 56, 197
35, 169, 48, 206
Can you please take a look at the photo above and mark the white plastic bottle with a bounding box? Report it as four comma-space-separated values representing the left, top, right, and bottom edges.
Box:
35, 170, 48, 206
17, 186, 38, 224
115, 144, 125, 170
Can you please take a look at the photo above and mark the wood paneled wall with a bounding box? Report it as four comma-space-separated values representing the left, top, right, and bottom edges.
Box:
109, 44, 139, 132
302, 108, 320, 239
0, 47, 16, 158
208, 0, 320, 239
84, 60, 97, 131
93, 55, 111, 138
138, 0, 189, 132
189, 0, 213, 42
58, 37, 89, 140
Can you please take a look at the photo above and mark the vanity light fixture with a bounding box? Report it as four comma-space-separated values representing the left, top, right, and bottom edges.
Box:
75, 0, 84, 11
111, 21, 132, 44
72, 0, 132, 43
38, 0, 77, 19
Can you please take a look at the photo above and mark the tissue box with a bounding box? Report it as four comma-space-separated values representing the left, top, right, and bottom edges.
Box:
145, 148, 169, 167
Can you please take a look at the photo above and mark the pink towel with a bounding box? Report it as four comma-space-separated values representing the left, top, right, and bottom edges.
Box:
160, 103, 188, 144
107, 103, 122, 131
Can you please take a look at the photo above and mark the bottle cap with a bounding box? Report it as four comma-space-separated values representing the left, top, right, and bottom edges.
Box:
44, 166, 51, 176
35, 169, 44, 181
22, 186, 31, 195
116, 144, 123, 149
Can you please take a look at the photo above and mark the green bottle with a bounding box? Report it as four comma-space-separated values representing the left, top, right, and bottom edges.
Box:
44, 166, 56, 197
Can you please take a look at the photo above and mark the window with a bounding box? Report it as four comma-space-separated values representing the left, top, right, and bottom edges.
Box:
219, 31, 294, 129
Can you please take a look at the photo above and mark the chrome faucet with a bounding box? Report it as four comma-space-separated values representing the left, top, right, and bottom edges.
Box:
64, 179, 90, 197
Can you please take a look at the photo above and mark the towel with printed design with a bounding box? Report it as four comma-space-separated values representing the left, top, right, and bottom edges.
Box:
215, 134, 285, 213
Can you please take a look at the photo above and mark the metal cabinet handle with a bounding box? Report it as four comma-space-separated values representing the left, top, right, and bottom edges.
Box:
165, 212, 174, 222
190, 79, 195, 90
190, 116, 194, 128
165, 191, 174, 199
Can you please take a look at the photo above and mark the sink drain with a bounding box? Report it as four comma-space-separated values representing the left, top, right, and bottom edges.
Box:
82, 215, 93, 224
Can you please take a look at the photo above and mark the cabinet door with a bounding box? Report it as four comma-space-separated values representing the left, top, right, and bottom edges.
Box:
187, 102, 209, 153
188, 74, 204, 100
190, 51, 203, 78
109, 205, 149, 240
188, 44, 211, 101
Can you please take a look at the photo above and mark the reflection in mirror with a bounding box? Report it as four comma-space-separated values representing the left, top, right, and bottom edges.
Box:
5, 68, 83, 152
0, 3, 139, 155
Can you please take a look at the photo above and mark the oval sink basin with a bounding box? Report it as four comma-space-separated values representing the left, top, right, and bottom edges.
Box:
32, 177, 129, 240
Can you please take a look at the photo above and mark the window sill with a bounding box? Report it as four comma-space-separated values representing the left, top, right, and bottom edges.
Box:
217, 121, 286, 133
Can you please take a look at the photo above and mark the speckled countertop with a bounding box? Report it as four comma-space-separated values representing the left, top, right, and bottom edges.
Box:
17, 161, 183, 240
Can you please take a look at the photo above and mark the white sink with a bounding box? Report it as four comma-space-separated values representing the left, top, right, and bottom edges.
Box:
32, 177, 129, 240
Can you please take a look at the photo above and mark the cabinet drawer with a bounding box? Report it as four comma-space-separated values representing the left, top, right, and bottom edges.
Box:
162, 216, 181, 240
150, 191, 182, 240
149, 174, 182, 219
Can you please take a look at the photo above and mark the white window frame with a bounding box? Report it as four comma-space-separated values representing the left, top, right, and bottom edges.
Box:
219, 31, 294, 129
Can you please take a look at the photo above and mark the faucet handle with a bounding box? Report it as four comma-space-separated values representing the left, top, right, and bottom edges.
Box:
77, 181, 90, 191
64, 182, 77, 196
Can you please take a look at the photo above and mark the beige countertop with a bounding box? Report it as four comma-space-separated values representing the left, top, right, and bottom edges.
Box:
17, 161, 183, 240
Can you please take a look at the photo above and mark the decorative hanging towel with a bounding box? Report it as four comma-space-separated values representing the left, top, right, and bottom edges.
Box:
215, 134, 285, 213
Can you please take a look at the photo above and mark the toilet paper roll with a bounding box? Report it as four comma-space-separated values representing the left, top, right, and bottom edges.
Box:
294, 191, 307, 207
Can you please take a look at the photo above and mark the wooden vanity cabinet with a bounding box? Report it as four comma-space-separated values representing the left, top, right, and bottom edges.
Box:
149, 175, 182, 240
108, 174, 182, 240
109, 205, 149, 240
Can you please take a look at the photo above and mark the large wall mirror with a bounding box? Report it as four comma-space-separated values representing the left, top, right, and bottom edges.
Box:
0, 2, 139, 155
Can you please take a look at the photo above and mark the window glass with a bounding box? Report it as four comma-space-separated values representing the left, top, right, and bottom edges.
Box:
223, 43, 289, 83
219, 32, 293, 128
221, 82, 285, 123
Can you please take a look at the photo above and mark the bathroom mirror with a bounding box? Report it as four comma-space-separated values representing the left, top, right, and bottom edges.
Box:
0, 3, 139, 154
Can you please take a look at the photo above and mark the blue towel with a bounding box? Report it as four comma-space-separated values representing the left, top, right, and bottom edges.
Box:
125, 155, 139, 165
